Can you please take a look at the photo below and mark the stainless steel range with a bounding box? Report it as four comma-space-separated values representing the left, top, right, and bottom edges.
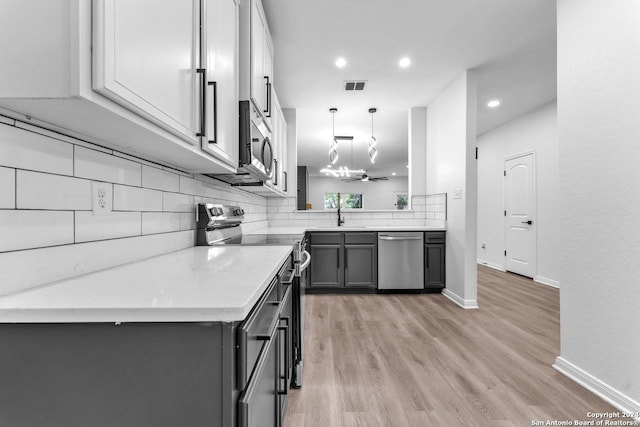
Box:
195, 203, 309, 388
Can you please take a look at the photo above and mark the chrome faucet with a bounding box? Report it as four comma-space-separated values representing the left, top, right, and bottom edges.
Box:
337, 193, 345, 226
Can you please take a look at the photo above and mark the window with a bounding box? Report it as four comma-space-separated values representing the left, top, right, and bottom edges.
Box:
324, 193, 363, 209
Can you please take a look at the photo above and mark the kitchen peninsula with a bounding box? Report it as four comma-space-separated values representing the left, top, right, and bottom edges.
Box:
0, 245, 293, 427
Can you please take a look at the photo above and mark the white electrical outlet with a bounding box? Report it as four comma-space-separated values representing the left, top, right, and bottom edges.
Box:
92, 182, 112, 215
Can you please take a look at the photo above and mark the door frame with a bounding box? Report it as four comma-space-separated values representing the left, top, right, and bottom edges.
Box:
503, 150, 537, 278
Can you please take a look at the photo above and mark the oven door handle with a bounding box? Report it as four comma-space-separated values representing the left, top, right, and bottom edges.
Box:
299, 250, 311, 272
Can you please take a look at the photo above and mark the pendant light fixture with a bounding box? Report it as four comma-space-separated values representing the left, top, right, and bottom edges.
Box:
328, 108, 339, 164
368, 107, 378, 163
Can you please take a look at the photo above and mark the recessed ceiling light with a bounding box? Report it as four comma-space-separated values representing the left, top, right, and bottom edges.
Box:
392, 172, 397, 176
487, 99, 501, 108
399, 57, 411, 68
326, 164, 332, 168
325, 173, 330, 176
335, 57, 347, 68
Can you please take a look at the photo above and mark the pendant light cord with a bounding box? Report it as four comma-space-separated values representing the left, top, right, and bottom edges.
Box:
371, 113, 373, 138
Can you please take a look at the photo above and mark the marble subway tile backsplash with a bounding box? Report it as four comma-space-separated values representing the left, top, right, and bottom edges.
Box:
113, 185, 163, 212
0, 123, 74, 175
266, 195, 445, 228
0, 166, 16, 208
17, 170, 92, 210
425, 193, 447, 220
0, 119, 268, 295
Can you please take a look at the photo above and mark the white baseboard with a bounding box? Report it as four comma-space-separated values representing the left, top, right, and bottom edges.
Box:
554, 356, 640, 417
477, 259, 505, 272
534, 275, 560, 288
442, 289, 479, 309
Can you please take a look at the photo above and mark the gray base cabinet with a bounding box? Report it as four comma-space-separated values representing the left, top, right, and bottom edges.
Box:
0, 322, 235, 427
344, 245, 377, 288
309, 232, 377, 290
0, 258, 295, 427
308, 230, 446, 293
425, 232, 446, 289
309, 244, 343, 287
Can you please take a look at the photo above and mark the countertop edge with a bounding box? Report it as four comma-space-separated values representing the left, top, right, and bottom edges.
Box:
0, 246, 293, 324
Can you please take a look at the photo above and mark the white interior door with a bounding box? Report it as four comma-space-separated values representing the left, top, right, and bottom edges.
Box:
505, 152, 535, 278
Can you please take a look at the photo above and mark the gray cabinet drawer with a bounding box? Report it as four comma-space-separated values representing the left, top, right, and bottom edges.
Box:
344, 232, 376, 244
309, 232, 342, 245
237, 278, 279, 390
424, 232, 445, 243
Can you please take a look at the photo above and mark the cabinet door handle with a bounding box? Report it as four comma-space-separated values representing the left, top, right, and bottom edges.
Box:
208, 81, 217, 144
264, 76, 271, 117
277, 317, 290, 395
267, 81, 272, 118
196, 68, 206, 137
283, 171, 288, 192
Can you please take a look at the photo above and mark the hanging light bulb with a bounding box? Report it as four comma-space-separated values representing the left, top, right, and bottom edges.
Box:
328, 108, 339, 164
368, 107, 378, 163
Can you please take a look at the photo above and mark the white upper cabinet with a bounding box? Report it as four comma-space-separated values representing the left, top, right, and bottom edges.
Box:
93, 0, 200, 145
249, 0, 273, 128
0, 0, 238, 174
200, 0, 240, 168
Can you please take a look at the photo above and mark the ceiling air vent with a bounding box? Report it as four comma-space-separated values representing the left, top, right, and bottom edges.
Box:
344, 81, 366, 91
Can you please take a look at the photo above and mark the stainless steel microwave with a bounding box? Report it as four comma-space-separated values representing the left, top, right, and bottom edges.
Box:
208, 100, 273, 185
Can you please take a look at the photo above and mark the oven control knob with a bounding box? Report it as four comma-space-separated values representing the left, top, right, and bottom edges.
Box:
215, 207, 223, 216
239, 209, 245, 216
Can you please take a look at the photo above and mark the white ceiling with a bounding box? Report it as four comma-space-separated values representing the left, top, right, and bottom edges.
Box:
262, 0, 557, 177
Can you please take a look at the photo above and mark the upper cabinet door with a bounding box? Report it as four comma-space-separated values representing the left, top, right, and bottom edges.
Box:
93, 0, 200, 145
201, 0, 239, 167
263, 34, 274, 126
250, 0, 266, 113
250, 0, 272, 121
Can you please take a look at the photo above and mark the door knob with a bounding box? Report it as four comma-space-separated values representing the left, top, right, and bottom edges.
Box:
521, 220, 533, 225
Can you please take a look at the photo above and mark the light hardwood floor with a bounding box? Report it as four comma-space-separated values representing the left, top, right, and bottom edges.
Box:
284, 265, 622, 427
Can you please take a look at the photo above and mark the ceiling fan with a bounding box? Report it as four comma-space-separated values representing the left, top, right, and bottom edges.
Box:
342, 172, 389, 183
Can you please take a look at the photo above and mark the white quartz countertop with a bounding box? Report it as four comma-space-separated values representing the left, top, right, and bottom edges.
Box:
247, 225, 446, 235
305, 226, 446, 232
0, 246, 293, 323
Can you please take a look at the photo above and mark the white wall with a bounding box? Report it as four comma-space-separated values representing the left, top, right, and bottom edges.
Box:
477, 101, 560, 286
0, 118, 268, 295
307, 176, 408, 210
556, 0, 640, 410
409, 107, 427, 198
426, 70, 478, 308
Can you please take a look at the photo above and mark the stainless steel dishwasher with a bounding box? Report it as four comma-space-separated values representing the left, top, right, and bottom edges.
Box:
378, 232, 424, 289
